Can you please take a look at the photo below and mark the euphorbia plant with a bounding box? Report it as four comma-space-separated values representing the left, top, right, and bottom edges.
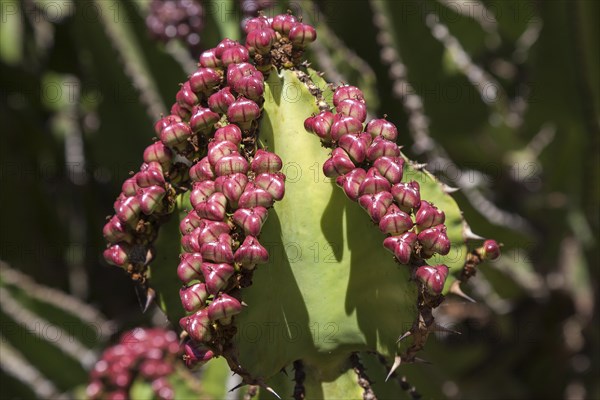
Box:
102, 11, 500, 399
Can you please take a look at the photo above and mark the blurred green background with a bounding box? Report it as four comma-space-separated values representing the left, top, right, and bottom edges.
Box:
0, 0, 598, 399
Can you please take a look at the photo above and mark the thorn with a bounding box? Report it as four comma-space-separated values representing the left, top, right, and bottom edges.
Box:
228, 382, 246, 392
396, 330, 412, 343
280, 367, 288, 376
463, 222, 485, 240
442, 184, 460, 193
430, 323, 461, 335
143, 287, 156, 313
385, 355, 402, 382
449, 281, 476, 303
241, 301, 248, 307
260, 383, 281, 399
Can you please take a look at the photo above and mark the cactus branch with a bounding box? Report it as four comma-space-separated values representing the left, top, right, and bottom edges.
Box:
350, 353, 377, 400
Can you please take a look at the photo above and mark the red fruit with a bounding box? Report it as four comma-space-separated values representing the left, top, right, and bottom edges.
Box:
333, 85, 364, 106
288, 23, 317, 48
246, 28, 276, 54
272, 14, 297, 35
482, 240, 501, 260
414, 264, 449, 295
366, 118, 398, 141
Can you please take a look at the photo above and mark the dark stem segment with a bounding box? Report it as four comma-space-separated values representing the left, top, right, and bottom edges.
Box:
292, 360, 306, 400
376, 354, 422, 400
350, 353, 377, 400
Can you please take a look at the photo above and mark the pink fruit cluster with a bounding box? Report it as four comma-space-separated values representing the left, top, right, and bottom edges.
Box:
105, 13, 316, 367
304, 85, 452, 295
174, 33, 290, 362
102, 142, 175, 278
104, 12, 317, 281
146, 0, 205, 52
87, 328, 181, 400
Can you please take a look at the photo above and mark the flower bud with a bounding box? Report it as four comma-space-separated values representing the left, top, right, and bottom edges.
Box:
333, 85, 364, 106
180, 283, 209, 312
383, 231, 417, 264
227, 62, 258, 85
359, 168, 392, 195
143, 142, 173, 168
221, 45, 250, 66
190, 181, 216, 210
172, 104, 191, 120
418, 224, 451, 256
200, 233, 235, 264
238, 182, 274, 208
176, 81, 199, 109
288, 23, 317, 48
189, 106, 220, 134
227, 97, 261, 129
189, 68, 221, 94
272, 14, 297, 34
151, 377, 174, 399
323, 148, 356, 178
336, 99, 367, 122
181, 310, 212, 342
215, 173, 248, 206
195, 192, 228, 221
234, 236, 269, 268
330, 114, 363, 142
481, 239, 501, 260
183, 342, 214, 368
414, 264, 449, 295
366, 136, 400, 162
391, 181, 421, 211
244, 16, 271, 33
154, 115, 181, 136
336, 168, 367, 201
415, 200, 445, 230
366, 118, 398, 141
180, 211, 203, 234
197, 220, 231, 244
338, 133, 368, 163
199, 49, 221, 68
308, 111, 335, 142
215, 38, 238, 58
121, 177, 140, 197
373, 156, 404, 184
358, 191, 394, 223
103, 216, 132, 243
214, 124, 242, 145
200, 262, 234, 294
208, 87, 236, 113
254, 172, 285, 201
234, 75, 265, 101
177, 253, 203, 283
379, 205, 413, 235
136, 162, 165, 188
103, 243, 129, 267
246, 28, 276, 54
206, 293, 242, 322
160, 122, 192, 148
214, 154, 250, 176
115, 196, 141, 226
251, 149, 283, 173
189, 157, 215, 182
232, 206, 268, 236
181, 230, 202, 253
139, 186, 167, 215
207, 140, 239, 166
